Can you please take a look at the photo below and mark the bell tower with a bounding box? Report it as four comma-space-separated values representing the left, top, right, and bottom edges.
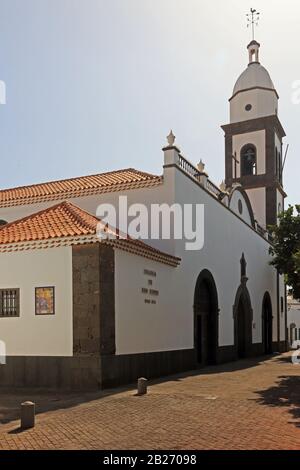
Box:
221, 39, 286, 229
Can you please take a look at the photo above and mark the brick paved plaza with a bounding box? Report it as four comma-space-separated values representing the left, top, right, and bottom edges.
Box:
0, 352, 300, 450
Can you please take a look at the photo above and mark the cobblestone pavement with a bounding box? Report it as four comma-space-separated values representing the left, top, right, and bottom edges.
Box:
0, 353, 300, 450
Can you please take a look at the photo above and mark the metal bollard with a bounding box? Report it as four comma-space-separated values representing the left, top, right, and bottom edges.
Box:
137, 377, 148, 396
21, 401, 35, 429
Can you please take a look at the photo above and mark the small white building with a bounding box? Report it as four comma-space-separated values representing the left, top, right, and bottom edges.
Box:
0, 39, 288, 389
288, 297, 300, 348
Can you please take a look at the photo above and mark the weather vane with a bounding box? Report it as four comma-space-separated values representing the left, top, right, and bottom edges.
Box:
246, 8, 260, 41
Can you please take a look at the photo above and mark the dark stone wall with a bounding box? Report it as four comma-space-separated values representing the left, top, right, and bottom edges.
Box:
72, 243, 101, 354
217, 346, 236, 364
101, 349, 196, 389
71, 242, 116, 389
222, 115, 286, 140
273, 341, 287, 353
0, 356, 101, 390
99, 245, 115, 356
251, 342, 265, 357
217, 343, 266, 364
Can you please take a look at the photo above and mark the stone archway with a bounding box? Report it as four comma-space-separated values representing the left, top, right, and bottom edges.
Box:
262, 292, 273, 354
194, 270, 219, 366
233, 283, 253, 359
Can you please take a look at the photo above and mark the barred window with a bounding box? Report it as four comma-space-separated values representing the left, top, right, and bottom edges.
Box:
0, 289, 20, 317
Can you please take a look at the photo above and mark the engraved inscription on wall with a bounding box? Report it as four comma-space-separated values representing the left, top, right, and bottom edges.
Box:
142, 269, 159, 305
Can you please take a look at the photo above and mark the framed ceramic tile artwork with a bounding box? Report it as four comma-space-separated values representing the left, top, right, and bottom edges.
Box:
35, 287, 55, 315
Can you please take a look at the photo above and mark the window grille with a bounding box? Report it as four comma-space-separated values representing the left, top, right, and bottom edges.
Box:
0, 289, 20, 317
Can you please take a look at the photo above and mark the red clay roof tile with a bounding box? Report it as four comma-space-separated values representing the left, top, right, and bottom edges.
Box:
0, 202, 180, 266
0, 168, 162, 208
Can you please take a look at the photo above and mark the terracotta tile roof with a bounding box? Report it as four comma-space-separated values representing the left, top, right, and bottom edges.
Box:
0, 168, 162, 208
0, 202, 180, 267
0, 202, 98, 243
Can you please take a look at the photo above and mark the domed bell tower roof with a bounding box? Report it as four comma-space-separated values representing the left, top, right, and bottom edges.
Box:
232, 41, 277, 98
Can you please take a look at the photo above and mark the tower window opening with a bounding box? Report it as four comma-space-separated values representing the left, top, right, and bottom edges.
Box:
278, 151, 282, 183
275, 148, 282, 182
241, 145, 257, 176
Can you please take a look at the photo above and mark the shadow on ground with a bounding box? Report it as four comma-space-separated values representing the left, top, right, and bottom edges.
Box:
0, 385, 132, 426
273, 354, 295, 364
150, 354, 276, 387
0, 354, 281, 427
255, 374, 300, 428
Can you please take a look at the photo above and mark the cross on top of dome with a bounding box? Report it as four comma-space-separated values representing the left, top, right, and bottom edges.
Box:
246, 8, 260, 41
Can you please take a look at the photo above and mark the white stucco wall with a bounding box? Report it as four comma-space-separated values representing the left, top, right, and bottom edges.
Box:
114, 250, 191, 355
0, 247, 73, 356
229, 190, 252, 226
173, 167, 279, 348
246, 187, 266, 228
113, 164, 283, 355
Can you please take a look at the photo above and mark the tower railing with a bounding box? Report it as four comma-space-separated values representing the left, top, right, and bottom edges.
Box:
178, 154, 272, 241
178, 155, 198, 178
178, 154, 222, 199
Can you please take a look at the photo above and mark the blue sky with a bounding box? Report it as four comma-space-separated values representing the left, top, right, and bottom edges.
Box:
0, 0, 299, 205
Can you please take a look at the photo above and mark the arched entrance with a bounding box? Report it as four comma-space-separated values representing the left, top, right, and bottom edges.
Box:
194, 270, 219, 366
233, 284, 253, 359
262, 293, 273, 354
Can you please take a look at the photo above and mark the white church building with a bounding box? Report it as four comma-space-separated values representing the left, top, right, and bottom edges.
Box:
0, 40, 288, 389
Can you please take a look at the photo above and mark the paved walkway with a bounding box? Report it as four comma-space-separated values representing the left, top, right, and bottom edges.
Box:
0, 353, 300, 450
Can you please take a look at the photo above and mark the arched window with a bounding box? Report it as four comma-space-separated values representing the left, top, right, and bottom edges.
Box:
241, 145, 256, 176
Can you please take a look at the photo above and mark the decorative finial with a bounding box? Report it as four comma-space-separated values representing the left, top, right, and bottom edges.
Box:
167, 130, 176, 146
246, 8, 260, 41
219, 180, 227, 192
197, 159, 205, 173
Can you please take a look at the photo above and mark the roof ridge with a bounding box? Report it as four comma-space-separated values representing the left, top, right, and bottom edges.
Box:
0, 201, 181, 267
0, 200, 68, 232
62, 201, 100, 231
0, 200, 99, 231
0, 168, 159, 194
